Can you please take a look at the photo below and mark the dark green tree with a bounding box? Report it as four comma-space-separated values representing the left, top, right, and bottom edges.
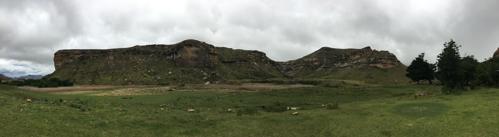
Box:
490, 58, 499, 86
476, 58, 499, 87
436, 40, 463, 93
406, 53, 435, 84
460, 56, 479, 88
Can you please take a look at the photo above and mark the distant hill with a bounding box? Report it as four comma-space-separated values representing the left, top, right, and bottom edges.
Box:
47, 39, 409, 85
0, 74, 11, 81
14, 75, 44, 80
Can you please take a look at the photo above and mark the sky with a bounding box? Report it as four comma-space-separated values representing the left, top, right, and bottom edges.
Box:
1, 0, 499, 77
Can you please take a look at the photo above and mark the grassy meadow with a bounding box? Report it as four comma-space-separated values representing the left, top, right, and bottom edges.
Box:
1, 83, 499, 137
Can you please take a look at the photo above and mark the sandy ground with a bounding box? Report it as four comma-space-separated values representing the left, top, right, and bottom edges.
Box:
20, 83, 315, 96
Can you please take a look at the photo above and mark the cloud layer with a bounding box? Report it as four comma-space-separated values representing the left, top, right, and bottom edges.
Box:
1, 0, 498, 77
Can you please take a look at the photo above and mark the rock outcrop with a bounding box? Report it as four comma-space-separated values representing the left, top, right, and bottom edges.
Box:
280, 46, 407, 83
281, 47, 402, 75
49, 39, 284, 85
48, 39, 408, 85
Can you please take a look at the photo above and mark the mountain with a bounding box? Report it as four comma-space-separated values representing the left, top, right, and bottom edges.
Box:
14, 75, 44, 80
48, 39, 408, 85
280, 47, 408, 83
48, 39, 284, 85
494, 48, 499, 58
0, 74, 11, 81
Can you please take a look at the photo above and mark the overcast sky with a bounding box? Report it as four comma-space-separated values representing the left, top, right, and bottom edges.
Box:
1, 0, 499, 77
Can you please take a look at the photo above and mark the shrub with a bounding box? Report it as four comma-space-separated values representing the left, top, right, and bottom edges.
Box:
68, 99, 91, 112
406, 53, 435, 84
261, 102, 288, 112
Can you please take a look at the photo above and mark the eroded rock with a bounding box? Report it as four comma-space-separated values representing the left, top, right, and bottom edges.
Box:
280, 46, 405, 77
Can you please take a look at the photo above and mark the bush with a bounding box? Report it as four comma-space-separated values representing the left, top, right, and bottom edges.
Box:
261, 102, 288, 112
406, 53, 435, 84
68, 99, 91, 112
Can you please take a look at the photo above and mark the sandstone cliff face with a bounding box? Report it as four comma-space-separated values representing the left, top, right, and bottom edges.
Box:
50, 39, 284, 85
49, 40, 408, 85
279, 46, 407, 83
54, 40, 218, 70
281, 47, 404, 76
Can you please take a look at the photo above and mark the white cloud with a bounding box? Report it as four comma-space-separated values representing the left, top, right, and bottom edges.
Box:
0, 0, 498, 76
0, 59, 52, 77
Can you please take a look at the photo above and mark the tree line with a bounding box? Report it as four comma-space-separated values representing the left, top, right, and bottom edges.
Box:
3, 78, 74, 88
406, 40, 499, 94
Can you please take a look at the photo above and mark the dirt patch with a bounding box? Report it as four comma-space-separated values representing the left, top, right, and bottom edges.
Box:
94, 83, 314, 96
392, 102, 450, 118
20, 83, 314, 96
20, 85, 155, 94
187, 83, 315, 92
20, 85, 118, 92
93, 87, 174, 96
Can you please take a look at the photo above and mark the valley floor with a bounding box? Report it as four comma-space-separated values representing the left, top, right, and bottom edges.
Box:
0, 84, 498, 137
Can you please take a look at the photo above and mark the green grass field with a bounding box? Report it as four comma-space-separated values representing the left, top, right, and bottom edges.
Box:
1, 84, 499, 137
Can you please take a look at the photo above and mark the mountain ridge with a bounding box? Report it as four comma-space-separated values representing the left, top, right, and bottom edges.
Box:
48, 39, 409, 85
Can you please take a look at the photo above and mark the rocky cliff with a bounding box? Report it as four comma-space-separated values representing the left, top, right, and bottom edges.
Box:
280, 46, 407, 83
49, 39, 408, 85
49, 39, 284, 85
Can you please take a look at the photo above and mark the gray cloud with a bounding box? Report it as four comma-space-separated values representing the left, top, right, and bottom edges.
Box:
0, 0, 498, 77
